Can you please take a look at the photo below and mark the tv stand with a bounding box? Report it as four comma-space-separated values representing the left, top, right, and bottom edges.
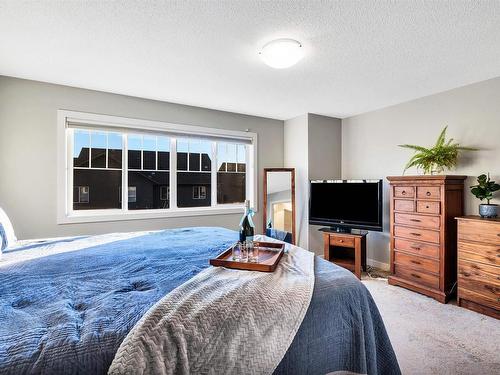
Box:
322, 230, 367, 279
328, 226, 351, 233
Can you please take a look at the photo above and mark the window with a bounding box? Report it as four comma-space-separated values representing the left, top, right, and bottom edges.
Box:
127, 134, 170, 210
177, 138, 211, 208
160, 186, 170, 201
128, 187, 137, 203
217, 143, 246, 204
73, 186, 90, 203
192, 186, 207, 200
58, 110, 257, 223
73, 130, 122, 210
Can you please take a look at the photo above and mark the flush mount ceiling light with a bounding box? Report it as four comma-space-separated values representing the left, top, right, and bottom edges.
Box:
259, 38, 304, 69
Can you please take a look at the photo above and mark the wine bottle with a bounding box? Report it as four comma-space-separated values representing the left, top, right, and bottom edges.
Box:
239, 200, 255, 243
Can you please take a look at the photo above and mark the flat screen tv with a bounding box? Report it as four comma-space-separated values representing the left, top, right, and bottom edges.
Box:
309, 180, 383, 232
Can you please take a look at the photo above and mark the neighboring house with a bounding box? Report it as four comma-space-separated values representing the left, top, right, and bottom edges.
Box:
73, 148, 245, 210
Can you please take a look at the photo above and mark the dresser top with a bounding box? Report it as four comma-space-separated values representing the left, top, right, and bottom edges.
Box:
387, 175, 467, 182
456, 215, 500, 223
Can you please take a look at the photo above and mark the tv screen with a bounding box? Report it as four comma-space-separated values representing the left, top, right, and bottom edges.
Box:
309, 180, 383, 231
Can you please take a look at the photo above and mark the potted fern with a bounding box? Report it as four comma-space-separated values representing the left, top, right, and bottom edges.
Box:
470, 173, 500, 218
399, 126, 476, 174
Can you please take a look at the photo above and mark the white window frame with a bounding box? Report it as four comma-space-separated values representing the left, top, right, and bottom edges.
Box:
57, 110, 257, 224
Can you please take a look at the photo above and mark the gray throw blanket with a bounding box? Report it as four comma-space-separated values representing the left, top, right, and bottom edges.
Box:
109, 240, 314, 375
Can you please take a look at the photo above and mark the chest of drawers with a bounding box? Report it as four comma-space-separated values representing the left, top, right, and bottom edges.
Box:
456, 216, 500, 319
387, 175, 466, 303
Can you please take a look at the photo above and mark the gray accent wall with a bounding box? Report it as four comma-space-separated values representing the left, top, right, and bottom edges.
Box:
0, 76, 283, 239
342, 77, 500, 267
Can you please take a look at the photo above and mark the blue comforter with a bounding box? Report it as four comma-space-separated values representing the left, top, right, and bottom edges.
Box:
0, 227, 399, 374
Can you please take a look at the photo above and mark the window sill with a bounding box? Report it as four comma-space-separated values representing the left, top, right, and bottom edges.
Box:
57, 205, 248, 224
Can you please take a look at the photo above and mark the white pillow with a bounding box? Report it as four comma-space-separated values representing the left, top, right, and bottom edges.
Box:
0, 207, 17, 250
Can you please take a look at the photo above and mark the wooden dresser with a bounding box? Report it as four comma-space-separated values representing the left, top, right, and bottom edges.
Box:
387, 175, 466, 303
456, 216, 500, 319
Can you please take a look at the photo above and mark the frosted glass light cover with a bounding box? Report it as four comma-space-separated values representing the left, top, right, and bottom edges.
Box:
259, 39, 304, 69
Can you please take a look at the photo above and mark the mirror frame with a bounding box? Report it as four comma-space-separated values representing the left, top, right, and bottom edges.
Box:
263, 168, 296, 245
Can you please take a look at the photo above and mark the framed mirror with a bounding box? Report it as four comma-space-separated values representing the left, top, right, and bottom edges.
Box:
263, 168, 296, 245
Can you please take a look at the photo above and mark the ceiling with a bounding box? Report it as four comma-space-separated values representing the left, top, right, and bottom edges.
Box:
1, 1, 499, 120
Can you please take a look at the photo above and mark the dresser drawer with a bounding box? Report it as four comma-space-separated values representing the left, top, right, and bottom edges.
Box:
394, 238, 440, 258
417, 186, 441, 200
458, 241, 499, 267
394, 225, 440, 244
417, 201, 441, 214
394, 251, 439, 274
394, 199, 415, 212
395, 265, 440, 289
458, 220, 500, 245
394, 186, 415, 198
394, 213, 440, 229
329, 236, 355, 248
458, 259, 499, 286
458, 286, 499, 311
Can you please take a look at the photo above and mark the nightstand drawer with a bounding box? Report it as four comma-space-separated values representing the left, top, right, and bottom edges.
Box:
329, 236, 355, 248
417, 201, 441, 214
417, 186, 440, 200
395, 265, 440, 289
394, 213, 440, 229
394, 251, 439, 274
394, 225, 440, 244
394, 199, 415, 212
394, 186, 415, 198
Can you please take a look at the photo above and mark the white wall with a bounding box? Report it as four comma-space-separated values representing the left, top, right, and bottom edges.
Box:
284, 114, 309, 249
0, 76, 284, 239
342, 77, 500, 267
284, 113, 342, 253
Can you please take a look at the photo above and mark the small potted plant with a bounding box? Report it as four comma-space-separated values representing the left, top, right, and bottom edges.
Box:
470, 173, 500, 218
399, 126, 476, 174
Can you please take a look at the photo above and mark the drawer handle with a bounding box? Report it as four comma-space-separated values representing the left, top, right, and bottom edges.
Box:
411, 246, 421, 251
410, 232, 421, 237
410, 219, 421, 222
339, 240, 344, 243
402, 190, 406, 195
410, 260, 421, 265
426, 191, 431, 196
411, 273, 421, 279
426, 205, 430, 209
484, 285, 495, 292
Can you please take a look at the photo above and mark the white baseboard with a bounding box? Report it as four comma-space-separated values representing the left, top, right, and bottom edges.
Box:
367, 258, 390, 271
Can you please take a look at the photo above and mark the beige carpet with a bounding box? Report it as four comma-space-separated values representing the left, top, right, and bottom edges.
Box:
362, 278, 500, 375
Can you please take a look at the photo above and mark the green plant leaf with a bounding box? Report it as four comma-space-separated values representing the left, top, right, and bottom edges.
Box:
398, 144, 431, 153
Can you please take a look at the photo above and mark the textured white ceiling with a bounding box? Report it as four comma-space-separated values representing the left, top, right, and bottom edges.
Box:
1, 1, 499, 120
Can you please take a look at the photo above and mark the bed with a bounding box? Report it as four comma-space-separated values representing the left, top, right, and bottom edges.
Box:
0, 227, 400, 374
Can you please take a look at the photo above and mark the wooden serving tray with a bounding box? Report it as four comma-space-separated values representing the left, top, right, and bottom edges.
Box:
210, 241, 285, 272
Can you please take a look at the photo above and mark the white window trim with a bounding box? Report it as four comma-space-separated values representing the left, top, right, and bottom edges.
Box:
57, 110, 258, 224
